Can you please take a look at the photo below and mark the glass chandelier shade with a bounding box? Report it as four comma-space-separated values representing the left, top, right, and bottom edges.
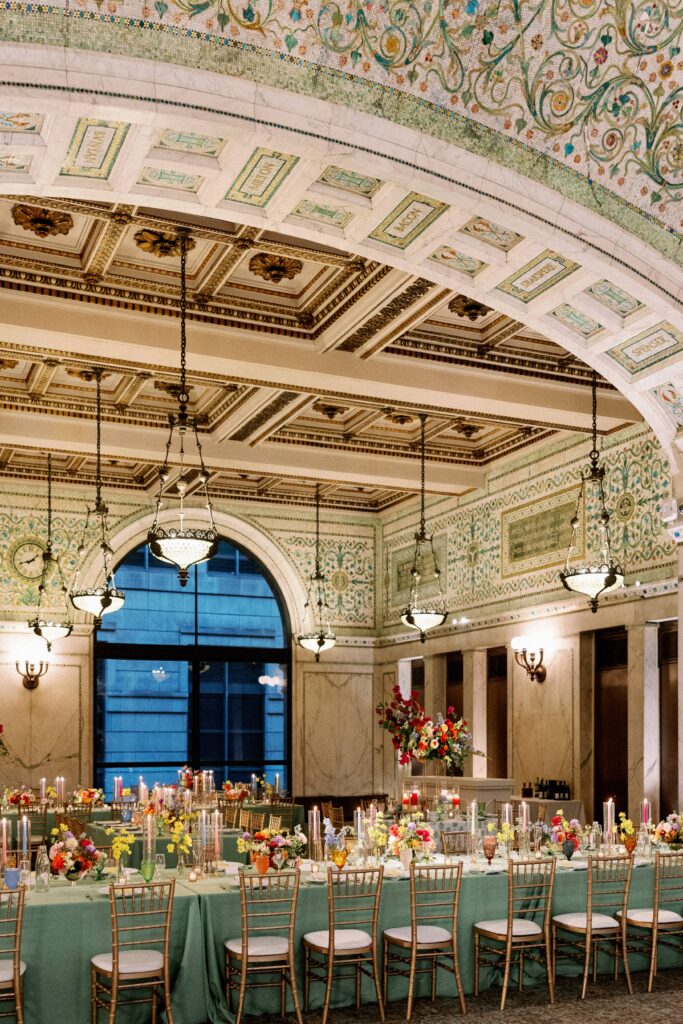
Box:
70, 369, 125, 626
400, 414, 447, 642
147, 230, 218, 585
28, 453, 73, 651
560, 371, 625, 613
297, 483, 336, 660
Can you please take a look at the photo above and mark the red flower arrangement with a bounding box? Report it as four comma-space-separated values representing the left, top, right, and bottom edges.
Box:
8, 790, 30, 807
376, 686, 479, 773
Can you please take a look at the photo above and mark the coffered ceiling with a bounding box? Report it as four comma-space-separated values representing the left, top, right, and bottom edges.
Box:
0, 196, 639, 511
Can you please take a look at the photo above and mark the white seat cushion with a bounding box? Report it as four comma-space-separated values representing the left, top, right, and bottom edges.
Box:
225, 936, 289, 957
303, 929, 372, 951
553, 912, 618, 931
474, 918, 541, 938
0, 961, 26, 984
620, 908, 683, 926
91, 950, 163, 975
384, 925, 451, 946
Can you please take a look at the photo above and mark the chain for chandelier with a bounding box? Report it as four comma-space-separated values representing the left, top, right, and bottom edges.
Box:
28, 453, 73, 651
70, 369, 125, 626
296, 483, 336, 660
400, 413, 448, 642
560, 370, 624, 612
147, 230, 218, 585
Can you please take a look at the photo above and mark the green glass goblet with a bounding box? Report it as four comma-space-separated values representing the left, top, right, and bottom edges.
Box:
140, 860, 156, 883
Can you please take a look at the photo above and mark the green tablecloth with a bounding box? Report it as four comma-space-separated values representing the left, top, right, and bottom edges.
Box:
22, 874, 209, 1024
85, 821, 247, 870
196, 861, 674, 1023
4, 807, 111, 843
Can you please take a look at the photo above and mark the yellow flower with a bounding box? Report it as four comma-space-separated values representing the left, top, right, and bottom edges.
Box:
167, 843, 174, 854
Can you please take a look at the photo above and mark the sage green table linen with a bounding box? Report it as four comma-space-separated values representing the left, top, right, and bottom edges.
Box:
195, 861, 675, 1024
20, 874, 209, 1024
86, 821, 247, 869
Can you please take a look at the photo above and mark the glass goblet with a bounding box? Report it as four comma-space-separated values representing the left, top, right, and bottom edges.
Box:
482, 836, 497, 865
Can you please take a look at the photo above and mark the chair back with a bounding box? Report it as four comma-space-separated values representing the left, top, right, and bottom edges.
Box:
109, 802, 126, 821
67, 815, 86, 838
108, 880, 175, 971
327, 866, 383, 945
268, 815, 282, 832
250, 812, 265, 831
330, 807, 345, 829
239, 809, 252, 830
409, 862, 462, 941
237, 869, 300, 956
653, 850, 683, 918
70, 802, 93, 820
536, 804, 546, 823
274, 805, 295, 831
24, 805, 48, 846
0, 888, 24, 976
507, 858, 555, 936
587, 854, 633, 920
441, 830, 468, 856
494, 799, 520, 826
223, 805, 238, 829
321, 802, 333, 820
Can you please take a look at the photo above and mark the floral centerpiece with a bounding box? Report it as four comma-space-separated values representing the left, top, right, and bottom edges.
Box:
617, 812, 637, 852
222, 781, 250, 801
72, 787, 105, 806
376, 685, 479, 775
165, 817, 192, 860
49, 823, 103, 881
387, 816, 434, 860
653, 811, 682, 849
547, 811, 583, 854
237, 826, 307, 867
7, 788, 31, 808
367, 812, 388, 854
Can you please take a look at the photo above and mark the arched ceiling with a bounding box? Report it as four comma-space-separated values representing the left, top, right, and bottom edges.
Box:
0, 10, 682, 497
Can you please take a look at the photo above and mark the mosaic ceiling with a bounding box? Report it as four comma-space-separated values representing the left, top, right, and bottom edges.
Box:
0, 195, 639, 510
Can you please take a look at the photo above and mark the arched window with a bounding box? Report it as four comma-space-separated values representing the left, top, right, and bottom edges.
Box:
94, 538, 290, 797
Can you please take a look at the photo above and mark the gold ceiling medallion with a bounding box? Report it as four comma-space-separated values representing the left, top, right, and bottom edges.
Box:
448, 294, 492, 321
65, 368, 111, 382
248, 253, 303, 283
0, 359, 18, 372
11, 204, 73, 239
134, 229, 197, 258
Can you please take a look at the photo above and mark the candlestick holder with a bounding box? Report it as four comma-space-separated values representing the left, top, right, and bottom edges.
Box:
310, 838, 324, 863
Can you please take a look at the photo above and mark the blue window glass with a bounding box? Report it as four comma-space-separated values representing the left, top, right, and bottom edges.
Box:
95, 539, 290, 797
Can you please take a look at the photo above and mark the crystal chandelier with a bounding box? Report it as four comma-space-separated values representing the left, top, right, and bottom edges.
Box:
560, 370, 624, 612
297, 483, 336, 660
70, 368, 125, 626
28, 453, 73, 651
148, 230, 217, 585
401, 413, 447, 642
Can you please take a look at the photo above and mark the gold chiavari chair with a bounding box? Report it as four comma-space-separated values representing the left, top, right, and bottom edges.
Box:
383, 862, 466, 1019
274, 805, 295, 832
493, 799, 521, 826
620, 849, 683, 991
67, 816, 86, 839
70, 802, 93, 821
441, 831, 469, 856
268, 815, 282, 832
0, 888, 26, 1024
474, 858, 556, 1010
330, 807, 345, 830
25, 806, 48, 848
239, 810, 252, 831
536, 804, 547, 823
223, 805, 239, 830
109, 802, 127, 821
250, 813, 265, 832
225, 869, 302, 1024
91, 879, 175, 1024
552, 853, 633, 1000
321, 802, 333, 822
303, 866, 384, 1024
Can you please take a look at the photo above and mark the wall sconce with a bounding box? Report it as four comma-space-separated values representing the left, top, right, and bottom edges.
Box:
15, 661, 49, 690
510, 636, 546, 683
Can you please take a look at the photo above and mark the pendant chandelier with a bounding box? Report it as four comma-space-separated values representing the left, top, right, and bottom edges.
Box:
70, 368, 125, 625
28, 453, 73, 651
560, 370, 624, 612
147, 230, 217, 585
297, 483, 336, 660
401, 413, 447, 642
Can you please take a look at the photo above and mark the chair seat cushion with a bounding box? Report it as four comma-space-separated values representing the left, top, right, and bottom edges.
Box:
553, 912, 618, 931
303, 929, 372, 951
384, 925, 451, 947
474, 918, 541, 938
620, 908, 683, 926
225, 936, 289, 957
0, 961, 26, 984
91, 950, 163, 975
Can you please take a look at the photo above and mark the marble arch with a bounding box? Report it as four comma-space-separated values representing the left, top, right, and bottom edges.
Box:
1, 14, 683, 489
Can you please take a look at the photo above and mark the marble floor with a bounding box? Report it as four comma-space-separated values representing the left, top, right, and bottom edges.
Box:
225, 969, 683, 1023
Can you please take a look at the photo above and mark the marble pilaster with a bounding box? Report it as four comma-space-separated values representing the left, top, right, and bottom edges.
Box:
423, 654, 446, 720
627, 623, 660, 821
463, 648, 487, 778
578, 632, 595, 823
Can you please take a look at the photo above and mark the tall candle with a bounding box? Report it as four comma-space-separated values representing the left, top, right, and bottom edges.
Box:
213, 809, 221, 857
453, 792, 461, 810
1, 818, 7, 866
410, 789, 419, 807
354, 807, 364, 842
521, 801, 529, 830
640, 798, 651, 826
603, 798, 615, 835
470, 800, 477, 836
251, 773, 257, 798
200, 810, 208, 849
145, 813, 154, 858
139, 778, 148, 805
193, 774, 199, 796
39, 778, 46, 803
309, 806, 320, 842
184, 789, 192, 813
502, 802, 513, 826
402, 791, 410, 809
274, 772, 280, 796
20, 815, 30, 859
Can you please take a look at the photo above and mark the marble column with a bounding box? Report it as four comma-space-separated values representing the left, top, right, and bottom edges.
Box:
396, 658, 412, 700
463, 648, 487, 778
578, 632, 595, 823
678, 546, 683, 811
627, 623, 660, 821
423, 654, 446, 719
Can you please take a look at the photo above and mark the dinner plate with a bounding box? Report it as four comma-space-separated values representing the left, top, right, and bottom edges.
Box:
307, 876, 327, 885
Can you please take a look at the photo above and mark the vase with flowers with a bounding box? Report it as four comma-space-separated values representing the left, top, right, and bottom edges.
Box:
548, 811, 583, 858
653, 811, 682, 850
618, 812, 637, 853
49, 823, 103, 884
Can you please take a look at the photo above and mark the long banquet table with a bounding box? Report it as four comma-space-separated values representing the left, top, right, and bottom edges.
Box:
14, 857, 681, 1024
86, 820, 247, 868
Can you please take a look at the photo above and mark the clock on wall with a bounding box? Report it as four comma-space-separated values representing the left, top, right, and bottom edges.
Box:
10, 539, 46, 580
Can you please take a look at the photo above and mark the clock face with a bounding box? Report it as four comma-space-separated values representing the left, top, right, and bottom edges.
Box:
11, 540, 46, 580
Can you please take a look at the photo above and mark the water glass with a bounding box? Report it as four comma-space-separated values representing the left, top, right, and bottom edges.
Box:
155, 854, 166, 873
19, 859, 31, 889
